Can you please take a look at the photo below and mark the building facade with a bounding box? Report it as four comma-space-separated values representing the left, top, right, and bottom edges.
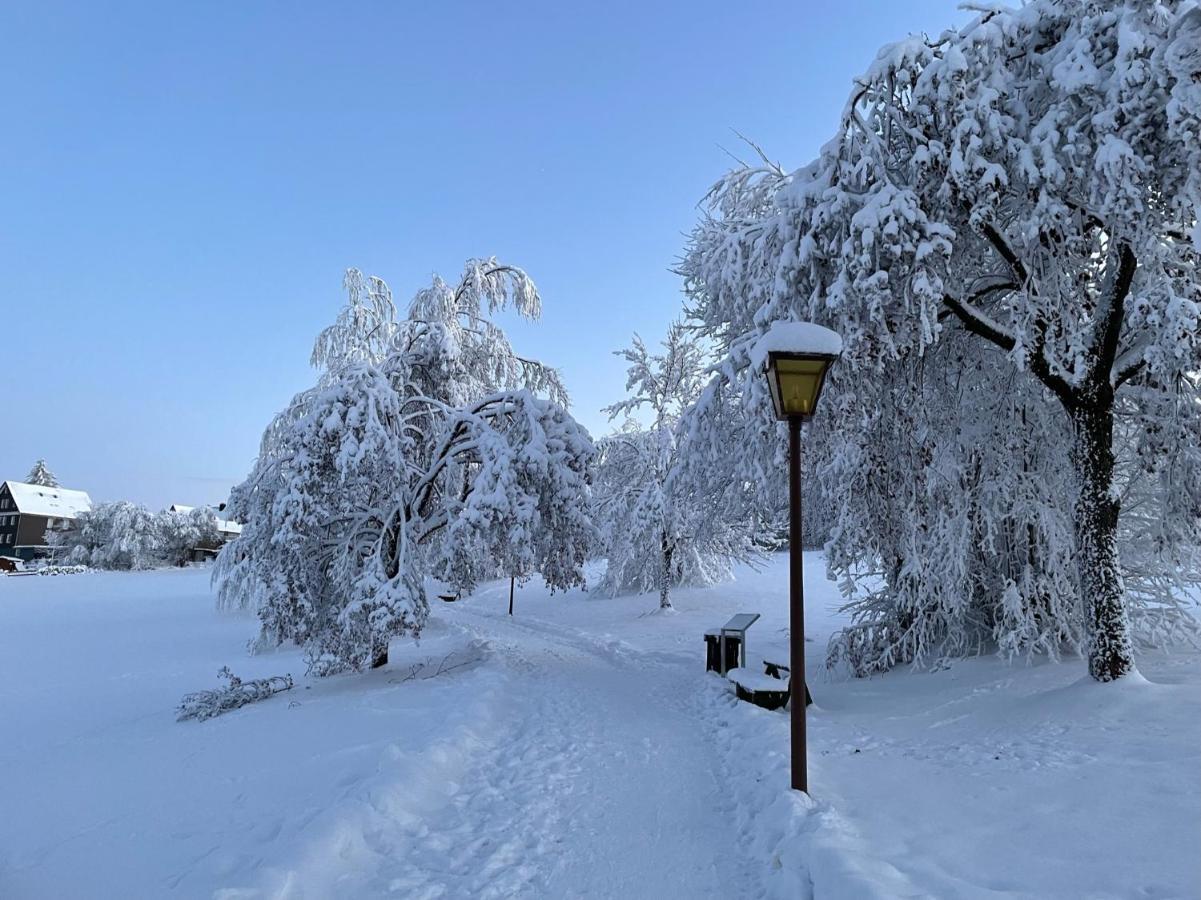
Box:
0, 481, 93, 561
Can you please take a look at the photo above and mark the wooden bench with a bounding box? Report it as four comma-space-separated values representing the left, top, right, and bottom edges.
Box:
763, 658, 813, 707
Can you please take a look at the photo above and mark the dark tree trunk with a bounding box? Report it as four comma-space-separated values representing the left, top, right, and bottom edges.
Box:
943, 236, 1140, 683
1069, 394, 1135, 682
659, 532, 673, 610
371, 642, 388, 669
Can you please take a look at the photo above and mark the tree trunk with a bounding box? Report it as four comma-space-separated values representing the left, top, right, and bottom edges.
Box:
1069, 396, 1136, 682
659, 532, 673, 610
371, 640, 389, 669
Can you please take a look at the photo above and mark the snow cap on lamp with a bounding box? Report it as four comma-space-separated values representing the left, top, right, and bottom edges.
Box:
753, 320, 842, 421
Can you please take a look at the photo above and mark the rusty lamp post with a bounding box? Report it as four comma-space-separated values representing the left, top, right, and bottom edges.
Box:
762, 323, 841, 794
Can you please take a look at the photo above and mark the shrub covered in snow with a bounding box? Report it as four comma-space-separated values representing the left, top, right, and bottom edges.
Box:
35, 564, 88, 576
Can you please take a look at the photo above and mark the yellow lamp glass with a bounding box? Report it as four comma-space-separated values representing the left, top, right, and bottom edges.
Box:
765, 352, 837, 420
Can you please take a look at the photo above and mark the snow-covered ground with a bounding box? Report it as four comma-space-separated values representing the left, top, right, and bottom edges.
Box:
1, 558, 1197, 899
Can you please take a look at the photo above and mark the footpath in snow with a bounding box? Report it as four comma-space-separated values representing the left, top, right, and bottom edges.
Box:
0, 559, 1198, 899
348, 608, 760, 899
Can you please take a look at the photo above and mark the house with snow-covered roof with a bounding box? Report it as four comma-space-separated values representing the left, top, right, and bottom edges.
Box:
168, 503, 243, 560
0, 480, 93, 561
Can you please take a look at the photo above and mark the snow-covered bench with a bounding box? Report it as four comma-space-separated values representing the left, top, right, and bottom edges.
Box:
726, 667, 790, 710
762, 658, 813, 707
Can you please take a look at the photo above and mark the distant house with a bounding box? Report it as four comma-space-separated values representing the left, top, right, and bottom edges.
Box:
0, 480, 93, 561
169, 503, 243, 560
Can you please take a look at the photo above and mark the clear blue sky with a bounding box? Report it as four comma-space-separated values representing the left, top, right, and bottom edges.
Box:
2, 0, 966, 508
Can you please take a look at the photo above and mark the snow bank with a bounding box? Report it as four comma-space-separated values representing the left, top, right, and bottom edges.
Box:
702, 677, 920, 899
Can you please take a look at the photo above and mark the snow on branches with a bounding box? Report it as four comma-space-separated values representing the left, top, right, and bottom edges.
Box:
681, 0, 1201, 681
177, 667, 294, 722
25, 459, 59, 488
217, 259, 595, 673
50, 503, 221, 570
595, 322, 759, 609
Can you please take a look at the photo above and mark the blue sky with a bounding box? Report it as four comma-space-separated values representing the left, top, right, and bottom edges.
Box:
2, 1, 966, 508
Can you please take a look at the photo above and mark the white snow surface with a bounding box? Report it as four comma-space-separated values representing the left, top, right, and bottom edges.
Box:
3, 480, 92, 519
1, 557, 1198, 899
749, 321, 844, 370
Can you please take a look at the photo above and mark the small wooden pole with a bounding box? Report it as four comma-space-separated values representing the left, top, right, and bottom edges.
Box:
508, 576, 515, 616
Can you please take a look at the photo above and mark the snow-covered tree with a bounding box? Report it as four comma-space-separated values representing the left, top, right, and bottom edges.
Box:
595, 323, 758, 609
25, 460, 59, 487
217, 259, 596, 672
158, 507, 222, 567
681, 0, 1201, 681
54, 501, 163, 570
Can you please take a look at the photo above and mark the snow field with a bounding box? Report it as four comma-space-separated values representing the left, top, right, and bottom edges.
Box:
1, 557, 1198, 899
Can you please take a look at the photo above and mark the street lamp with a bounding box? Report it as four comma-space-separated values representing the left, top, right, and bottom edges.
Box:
758, 321, 842, 794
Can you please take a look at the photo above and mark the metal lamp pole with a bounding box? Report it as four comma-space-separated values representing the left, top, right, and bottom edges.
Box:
789, 413, 807, 794
762, 324, 841, 795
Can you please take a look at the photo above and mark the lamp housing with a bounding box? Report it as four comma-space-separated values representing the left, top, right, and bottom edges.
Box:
764, 351, 838, 421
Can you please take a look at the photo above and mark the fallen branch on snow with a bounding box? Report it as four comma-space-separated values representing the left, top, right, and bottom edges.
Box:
388, 642, 489, 685
177, 666, 294, 721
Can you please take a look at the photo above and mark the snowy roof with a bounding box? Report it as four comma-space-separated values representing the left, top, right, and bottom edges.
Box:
3, 481, 93, 519
169, 503, 242, 535
749, 321, 844, 370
